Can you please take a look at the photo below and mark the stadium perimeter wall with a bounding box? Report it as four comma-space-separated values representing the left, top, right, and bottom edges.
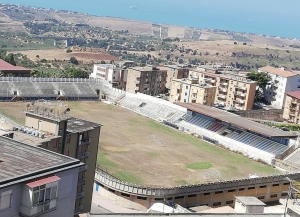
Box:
95, 168, 299, 209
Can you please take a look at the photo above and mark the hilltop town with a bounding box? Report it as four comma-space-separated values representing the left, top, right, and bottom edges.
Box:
2, 2, 300, 217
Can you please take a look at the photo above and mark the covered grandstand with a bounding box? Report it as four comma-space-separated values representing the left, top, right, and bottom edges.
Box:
175, 103, 297, 164
0, 77, 111, 101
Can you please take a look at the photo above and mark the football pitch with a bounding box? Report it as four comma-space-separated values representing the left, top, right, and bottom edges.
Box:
0, 101, 279, 187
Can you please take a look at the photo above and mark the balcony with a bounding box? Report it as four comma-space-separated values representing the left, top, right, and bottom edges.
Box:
235, 85, 247, 90
220, 82, 228, 86
204, 93, 209, 96
79, 164, 88, 172
77, 178, 86, 186
135, 87, 139, 90
291, 101, 298, 105
219, 88, 227, 93
193, 89, 198, 94
234, 92, 245, 97
177, 85, 182, 90
79, 138, 90, 146
136, 81, 140, 84
203, 100, 207, 103
234, 99, 245, 104
218, 95, 226, 99
74, 205, 83, 215
77, 151, 89, 159
76, 191, 85, 199
289, 113, 295, 117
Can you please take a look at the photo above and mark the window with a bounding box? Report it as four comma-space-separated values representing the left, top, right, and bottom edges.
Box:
226, 200, 233, 204
248, 187, 255, 190
213, 202, 221, 206
32, 184, 57, 206
0, 190, 12, 210
184, 99, 186, 102
175, 196, 184, 199
66, 135, 71, 144
188, 194, 196, 198
65, 149, 69, 156
228, 189, 235, 192
137, 196, 147, 200
258, 196, 265, 199
186, 86, 188, 89
215, 191, 223, 194
239, 188, 245, 191
298, 85, 300, 88
281, 192, 288, 196
121, 193, 130, 198
53, 140, 58, 148
185, 93, 187, 96
203, 192, 210, 195
273, 184, 279, 187
260, 185, 266, 188
270, 194, 277, 198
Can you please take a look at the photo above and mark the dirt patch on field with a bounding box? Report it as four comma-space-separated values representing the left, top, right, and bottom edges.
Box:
0, 101, 279, 187
15, 48, 118, 63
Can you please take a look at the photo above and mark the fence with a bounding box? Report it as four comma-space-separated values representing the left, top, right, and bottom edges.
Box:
0, 76, 111, 85
95, 167, 300, 198
0, 111, 22, 128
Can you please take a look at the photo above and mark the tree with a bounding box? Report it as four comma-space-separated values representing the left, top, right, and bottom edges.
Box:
70, 57, 78, 65
100, 60, 106, 64
4, 54, 16, 66
178, 58, 184, 64
64, 68, 88, 78
166, 54, 171, 60
246, 71, 271, 102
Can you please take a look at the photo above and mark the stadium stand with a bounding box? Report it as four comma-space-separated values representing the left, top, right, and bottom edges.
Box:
284, 148, 300, 168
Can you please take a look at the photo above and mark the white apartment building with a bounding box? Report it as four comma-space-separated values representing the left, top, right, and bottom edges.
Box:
90, 64, 120, 86
259, 66, 300, 109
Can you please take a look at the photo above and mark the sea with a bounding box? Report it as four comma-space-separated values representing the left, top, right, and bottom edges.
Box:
1, 0, 300, 39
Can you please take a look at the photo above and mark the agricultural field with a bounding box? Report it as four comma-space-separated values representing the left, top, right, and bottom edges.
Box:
0, 101, 280, 187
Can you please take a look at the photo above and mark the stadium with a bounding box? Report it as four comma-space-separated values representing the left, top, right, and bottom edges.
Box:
0, 77, 300, 209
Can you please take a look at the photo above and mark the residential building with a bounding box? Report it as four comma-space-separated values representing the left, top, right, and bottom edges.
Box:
0, 136, 83, 217
169, 78, 216, 106
282, 91, 300, 123
12, 107, 102, 214
90, 64, 119, 87
126, 66, 167, 96
181, 68, 257, 110
0, 59, 30, 77
159, 65, 189, 90
258, 66, 300, 109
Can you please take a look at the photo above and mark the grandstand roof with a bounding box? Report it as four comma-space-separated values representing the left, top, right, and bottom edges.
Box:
176, 103, 297, 138
0, 59, 30, 71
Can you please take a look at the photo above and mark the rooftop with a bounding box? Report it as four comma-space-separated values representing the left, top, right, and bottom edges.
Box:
0, 59, 30, 71
129, 66, 165, 72
0, 136, 81, 187
189, 68, 256, 84
235, 196, 266, 206
67, 117, 102, 133
286, 91, 300, 100
175, 103, 297, 138
94, 64, 115, 70
13, 130, 59, 146
259, 66, 296, 78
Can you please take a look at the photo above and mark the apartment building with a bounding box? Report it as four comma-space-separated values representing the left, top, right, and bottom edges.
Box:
126, 66, 167, 96
169, 78, 216, 106
12, 108, 102, 214
258, 66, 300, 109
283, 91, 300, 123
185, 68, 256, 110
159, 65, 189, 90
90, 64, 119, 86
0, 136, 83, 217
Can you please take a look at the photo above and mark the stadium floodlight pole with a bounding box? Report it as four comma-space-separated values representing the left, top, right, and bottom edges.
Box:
284, 177, 292, 217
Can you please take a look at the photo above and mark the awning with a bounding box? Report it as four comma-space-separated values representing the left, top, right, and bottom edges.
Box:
26, 175, 61, 188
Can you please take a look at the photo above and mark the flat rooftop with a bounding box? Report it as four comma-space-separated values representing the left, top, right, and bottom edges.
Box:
67, 117, 102, 133
235, 196, 266, 206
0, 136, 80, 186
129, 67, 166, 72
259, 66, 295, 78
176, 103, 297, 138
13, 130, 59, 146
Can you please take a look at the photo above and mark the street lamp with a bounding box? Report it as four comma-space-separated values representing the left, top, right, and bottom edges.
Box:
284, 177, 292, 217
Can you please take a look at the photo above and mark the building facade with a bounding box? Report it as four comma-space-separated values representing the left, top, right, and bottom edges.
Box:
283, 91, 300, 123
159, 65, 189, 90
171, 68, 256, 110
90, 64, 119, 86
259, 66, 300, 109
126, 67, 167, 96
0, 136, 83, 217
169, 78, 216, 106
13, 109, 102, 214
